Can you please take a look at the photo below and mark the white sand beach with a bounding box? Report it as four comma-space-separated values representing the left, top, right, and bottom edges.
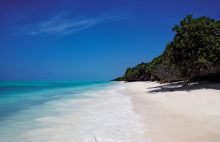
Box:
119, 81, 220, 142
1, 81, 220, 142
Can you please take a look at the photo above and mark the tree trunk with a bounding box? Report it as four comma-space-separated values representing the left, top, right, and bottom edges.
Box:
183, 79, 190, 86
183, 73, 193, 86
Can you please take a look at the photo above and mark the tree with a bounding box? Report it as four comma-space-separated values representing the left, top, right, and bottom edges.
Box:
169, 15, 220, 85
123, 63, 150, 81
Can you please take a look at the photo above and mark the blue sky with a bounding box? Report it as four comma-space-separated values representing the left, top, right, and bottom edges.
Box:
0, 0, 219, 81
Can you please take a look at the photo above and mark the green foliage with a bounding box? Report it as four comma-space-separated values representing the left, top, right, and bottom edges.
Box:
169, 14, 220, 80
115, 14, 220, 83
122, 55, 164, 82
113, 77, 124, 81
123, 62, 150, 81
148, 54, 163, 70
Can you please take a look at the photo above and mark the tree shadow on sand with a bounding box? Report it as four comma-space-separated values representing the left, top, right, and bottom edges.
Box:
147, 81, 220, 93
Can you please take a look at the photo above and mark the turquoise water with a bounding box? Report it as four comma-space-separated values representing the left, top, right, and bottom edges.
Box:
0, 81, 111, 121
0, 81, 149, 142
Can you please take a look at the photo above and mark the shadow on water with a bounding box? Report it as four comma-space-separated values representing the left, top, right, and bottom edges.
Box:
147, 81, 220, 93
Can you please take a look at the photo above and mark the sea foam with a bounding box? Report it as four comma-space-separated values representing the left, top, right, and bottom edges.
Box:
0, 83, 149, 142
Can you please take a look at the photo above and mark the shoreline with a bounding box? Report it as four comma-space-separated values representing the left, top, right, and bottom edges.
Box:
120, 81, 220, 142
1, 81, 220, 142
0, 82, 149, 142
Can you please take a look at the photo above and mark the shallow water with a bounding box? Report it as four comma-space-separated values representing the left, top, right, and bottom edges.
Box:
0, 81, 148, 142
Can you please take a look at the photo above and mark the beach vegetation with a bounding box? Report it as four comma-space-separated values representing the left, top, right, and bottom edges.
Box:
114, 15, 220, 84
169, 15, 220, 85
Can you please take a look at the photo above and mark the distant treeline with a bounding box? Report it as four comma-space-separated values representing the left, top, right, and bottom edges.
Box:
114, 15, 220, 85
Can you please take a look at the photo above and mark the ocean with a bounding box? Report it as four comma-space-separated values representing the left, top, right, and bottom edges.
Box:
0, 81, 148, 142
